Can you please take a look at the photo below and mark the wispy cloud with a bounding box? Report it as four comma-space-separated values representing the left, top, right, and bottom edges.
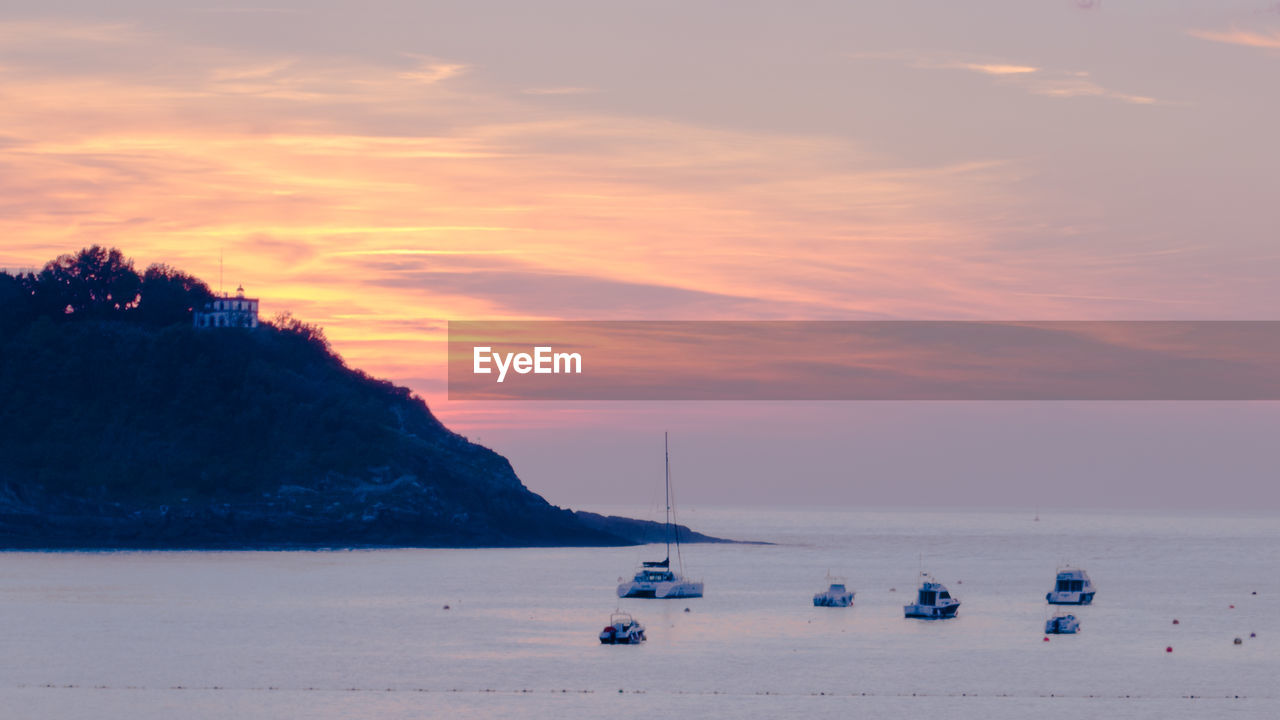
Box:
934, 61, 1039, 76
209, 59, 298, 82
1188, 27, 1280, 50
0, 20, 141, 46
1030, 71, 1157, 105
521, 86, 598, 95
864, 51, 1160, 105
187, 7, 303, 14
397, 59, 467, 84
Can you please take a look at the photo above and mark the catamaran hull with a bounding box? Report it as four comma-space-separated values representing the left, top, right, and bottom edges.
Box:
617, 580, 704, 599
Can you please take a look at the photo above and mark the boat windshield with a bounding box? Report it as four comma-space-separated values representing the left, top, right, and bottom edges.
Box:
919, 590, 937, 605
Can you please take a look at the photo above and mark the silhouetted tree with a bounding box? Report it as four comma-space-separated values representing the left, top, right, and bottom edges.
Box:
34, 246, 141, 318
0, 270, 36, 335
270, 311, 331, 353
135, 263, 214, 326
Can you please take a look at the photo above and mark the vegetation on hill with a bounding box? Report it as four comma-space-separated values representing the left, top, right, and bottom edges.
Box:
0, 247, 723, 548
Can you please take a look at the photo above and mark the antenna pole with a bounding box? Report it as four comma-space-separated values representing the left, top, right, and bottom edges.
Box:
219, 249, 224, 295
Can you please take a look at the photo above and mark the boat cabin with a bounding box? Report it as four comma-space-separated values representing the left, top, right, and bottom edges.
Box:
1055, 573, 1087, 593
1047, 567, 1096, 605
918, 583, 952, 606
636, 568, 677, 582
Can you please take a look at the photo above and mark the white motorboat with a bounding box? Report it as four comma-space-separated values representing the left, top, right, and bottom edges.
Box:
903, 575, 960, 619
813, 575, 855, 607
1046, 567, 1096, 605
617, 433, 704, 599
599, 612, 646, 645
1045, 612, 1081, 634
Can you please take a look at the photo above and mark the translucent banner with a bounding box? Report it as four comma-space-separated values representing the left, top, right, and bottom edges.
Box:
447, 321, 1280, 400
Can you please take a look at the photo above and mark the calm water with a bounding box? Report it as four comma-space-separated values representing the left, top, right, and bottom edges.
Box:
1, 507, 1275, 719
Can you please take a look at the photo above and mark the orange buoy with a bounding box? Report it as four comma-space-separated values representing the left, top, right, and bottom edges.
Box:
1043, 637, 1050, 642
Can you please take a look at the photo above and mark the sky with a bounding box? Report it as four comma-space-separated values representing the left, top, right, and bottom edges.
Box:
2, 1, 1279, 510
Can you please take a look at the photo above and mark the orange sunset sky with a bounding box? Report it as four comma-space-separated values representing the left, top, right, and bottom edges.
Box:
3, 2, 1279, 509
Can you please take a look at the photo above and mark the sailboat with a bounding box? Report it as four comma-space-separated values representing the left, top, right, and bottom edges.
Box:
616, 433, 704, 599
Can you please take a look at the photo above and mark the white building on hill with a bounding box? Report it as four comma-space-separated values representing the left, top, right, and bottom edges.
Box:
194, 284, 259, 328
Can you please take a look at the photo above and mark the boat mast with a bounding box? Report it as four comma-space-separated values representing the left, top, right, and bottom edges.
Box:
664, 431, 672, 564
667, 431, 687, 574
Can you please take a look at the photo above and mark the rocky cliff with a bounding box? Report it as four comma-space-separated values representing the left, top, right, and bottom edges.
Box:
0, 249, 729, 548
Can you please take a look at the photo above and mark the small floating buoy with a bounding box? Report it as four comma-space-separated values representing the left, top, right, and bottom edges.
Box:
684, 607, 690, 613
1250, 632, 1257, 638
889, 588, 896, 592
1230, 604, 1235, 609
1043, 637, 1050, 642
442, 605, 450, 610
957, 580, 962, 584
1253, 591, 1258, 595
1166, 646, 1173, 653
1172, 619, 1179, 625
1233, 637, 1243, 645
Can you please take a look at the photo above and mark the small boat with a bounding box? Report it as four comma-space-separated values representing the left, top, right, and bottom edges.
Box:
813, 575, 855, 607
904, 575, 960, 619
1045, 612, 1081, 634
599, 612, 646, 645
1046, 567, 1096, 605
617, 433, 704, 599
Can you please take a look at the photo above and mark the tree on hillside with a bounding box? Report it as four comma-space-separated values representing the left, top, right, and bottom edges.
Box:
135, 263, 214, 326
33, 246, 141, 317
0, 271, 35, 334
270, 311, 331, 352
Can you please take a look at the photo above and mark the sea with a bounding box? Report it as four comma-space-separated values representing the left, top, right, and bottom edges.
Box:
0, 507, 1275, 719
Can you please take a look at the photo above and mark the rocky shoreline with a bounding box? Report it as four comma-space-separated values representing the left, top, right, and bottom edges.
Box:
0, 483, 735, 550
